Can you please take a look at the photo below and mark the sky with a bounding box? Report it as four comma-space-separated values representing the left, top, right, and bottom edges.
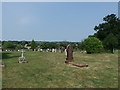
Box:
2, 2, 118, 42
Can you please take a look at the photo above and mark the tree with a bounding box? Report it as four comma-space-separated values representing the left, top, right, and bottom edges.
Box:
103, 33, 118, 53
78, 41, 85, 50
2, 41, 16, 50
40, 41, 49, 49
31, 40, 37, 51
59, 41, 68, 48
83, 37, 103, 54
47, 42, 56, 49
93, 14, 120, 49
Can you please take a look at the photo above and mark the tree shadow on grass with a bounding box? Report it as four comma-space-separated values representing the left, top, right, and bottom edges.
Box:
1, 52, 20, 60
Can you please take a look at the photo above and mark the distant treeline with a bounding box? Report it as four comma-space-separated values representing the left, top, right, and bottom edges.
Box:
0, 40, 83, 51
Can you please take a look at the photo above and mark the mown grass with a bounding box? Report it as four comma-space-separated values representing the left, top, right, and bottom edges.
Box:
2, 51, 118, 88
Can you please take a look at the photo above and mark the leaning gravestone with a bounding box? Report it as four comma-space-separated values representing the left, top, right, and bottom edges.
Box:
18, 49, 27, 63
65, 45, 88, 67
65, 44, 73, 64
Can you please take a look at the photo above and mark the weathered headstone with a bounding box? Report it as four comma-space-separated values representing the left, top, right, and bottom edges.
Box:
65, 45, 88, 67
18, 49, 27, 63
65, 44, 73, 64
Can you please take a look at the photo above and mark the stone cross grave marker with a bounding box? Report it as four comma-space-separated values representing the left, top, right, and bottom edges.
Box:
18, 49, 27, 63
65, 44, 73, 64
21, 49, 24, 57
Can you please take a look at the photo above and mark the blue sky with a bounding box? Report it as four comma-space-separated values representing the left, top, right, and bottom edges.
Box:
2, 2, 118, 42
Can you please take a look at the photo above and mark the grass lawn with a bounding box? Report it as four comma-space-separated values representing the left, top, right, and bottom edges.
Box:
2, 51, 118, 88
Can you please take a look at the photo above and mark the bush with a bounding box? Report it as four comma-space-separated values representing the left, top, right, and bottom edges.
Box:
83, 37, 103, 54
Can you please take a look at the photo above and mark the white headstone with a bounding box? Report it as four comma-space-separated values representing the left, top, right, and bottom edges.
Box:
40, 49, 43, 52
47, 49, 49, 52
65, 49, 67, 56
52, 48, 55, 52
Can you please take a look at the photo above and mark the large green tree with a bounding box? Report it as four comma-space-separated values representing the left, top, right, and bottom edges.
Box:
93, 14, 120, 49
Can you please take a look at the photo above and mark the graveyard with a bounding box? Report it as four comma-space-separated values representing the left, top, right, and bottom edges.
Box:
1, 2, 120, 88
2, 50, 118, 88
1, 13, 119, 88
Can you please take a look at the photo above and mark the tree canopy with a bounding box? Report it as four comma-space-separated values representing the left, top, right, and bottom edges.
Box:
93, 14, 120, 50
2, 41, 16, 50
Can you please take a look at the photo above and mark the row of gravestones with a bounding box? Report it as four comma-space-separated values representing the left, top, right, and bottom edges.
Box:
18, 45, 73, 64
4, 49, 63, 53
37, 49, 62, 53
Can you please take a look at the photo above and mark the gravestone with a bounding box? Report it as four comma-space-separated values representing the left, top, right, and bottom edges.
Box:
65, 49, 67, 56
18, 49, 27, 63
46, 49, 49, 52
52, 48, 55, 52
40, 49, 43, 52
58, 49, 61, 53
65, 45, 88, 67
37, 49, 40, 51
65, 44, 73, 64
